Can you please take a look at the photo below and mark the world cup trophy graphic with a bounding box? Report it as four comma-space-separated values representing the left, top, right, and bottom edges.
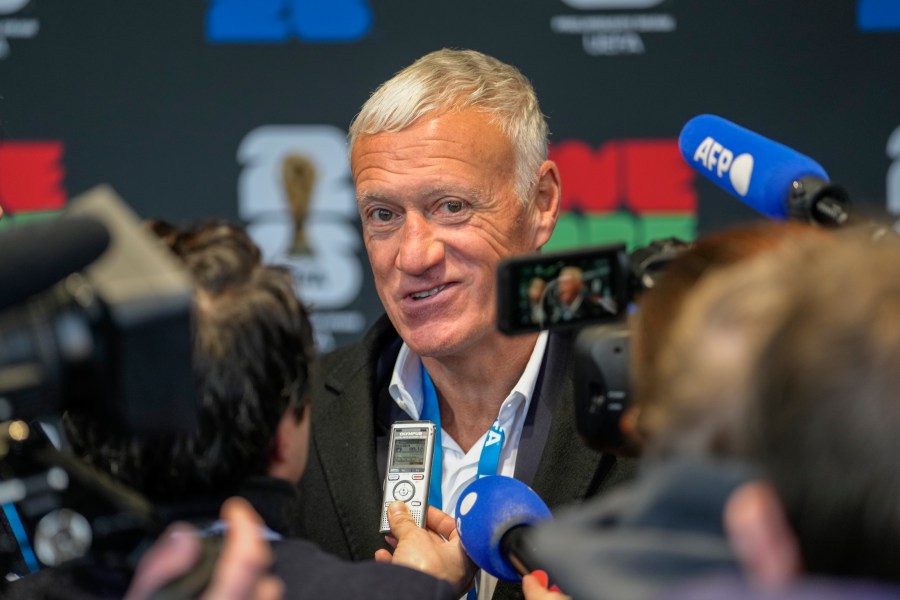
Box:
282, 153, 316, 255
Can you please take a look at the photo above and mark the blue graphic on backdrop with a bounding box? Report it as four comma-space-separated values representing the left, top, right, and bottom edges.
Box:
207, 0, 373, 43
858, 0, 900, 31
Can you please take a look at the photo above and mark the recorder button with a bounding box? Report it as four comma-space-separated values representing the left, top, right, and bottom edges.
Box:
411, 501, 422, 507
412, 474, 424, 480
393, 481, 414, 501
388, 474, 400, 480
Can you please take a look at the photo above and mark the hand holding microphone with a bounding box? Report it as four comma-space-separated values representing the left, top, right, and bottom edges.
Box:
523, 570, 571, 600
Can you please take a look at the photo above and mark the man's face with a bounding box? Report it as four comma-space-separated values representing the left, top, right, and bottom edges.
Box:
351, 108, 551, 358
528, 278, 546, 303
558, 274, 582, 304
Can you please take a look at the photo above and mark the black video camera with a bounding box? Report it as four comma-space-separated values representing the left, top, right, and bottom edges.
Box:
0, 186, 196, 581
496, 238, 689, 454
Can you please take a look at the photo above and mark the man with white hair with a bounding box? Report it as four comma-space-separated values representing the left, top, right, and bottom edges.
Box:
297, 48, 635, 600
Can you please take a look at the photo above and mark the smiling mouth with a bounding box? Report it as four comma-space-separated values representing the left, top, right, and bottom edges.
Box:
409, 284, 448, 300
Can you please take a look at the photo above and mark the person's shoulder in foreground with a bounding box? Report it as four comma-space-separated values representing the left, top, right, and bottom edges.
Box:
273, 536, 455, 600
661, 575, 900, 600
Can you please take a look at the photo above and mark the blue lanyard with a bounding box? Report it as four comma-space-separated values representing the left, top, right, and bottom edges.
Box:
419, 363, 506, 512
2, 502, 40, 574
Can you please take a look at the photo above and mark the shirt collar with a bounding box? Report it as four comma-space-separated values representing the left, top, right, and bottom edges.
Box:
388, 331, 550, 421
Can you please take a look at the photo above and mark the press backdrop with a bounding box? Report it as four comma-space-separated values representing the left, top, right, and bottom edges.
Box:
1, 0, 899, 349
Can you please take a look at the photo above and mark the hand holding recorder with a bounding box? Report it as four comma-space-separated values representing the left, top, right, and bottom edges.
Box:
376, 421, 476, 595
375, 501, 477, 596
379, 421, 437, 532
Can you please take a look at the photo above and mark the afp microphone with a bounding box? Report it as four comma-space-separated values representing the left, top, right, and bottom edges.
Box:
678, 114, 853, 227
455, 475, 552, 583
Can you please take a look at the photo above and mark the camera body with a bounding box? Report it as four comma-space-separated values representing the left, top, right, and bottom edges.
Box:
0, 186, 195, 432
497, 243, 631, 336
496, 239, 689, 454
0, 186, 196, 579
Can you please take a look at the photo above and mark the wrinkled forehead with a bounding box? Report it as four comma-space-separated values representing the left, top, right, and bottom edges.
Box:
350, 109, 517, 189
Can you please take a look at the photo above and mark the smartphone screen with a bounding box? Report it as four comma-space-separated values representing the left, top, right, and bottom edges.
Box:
497, 243, 629, 335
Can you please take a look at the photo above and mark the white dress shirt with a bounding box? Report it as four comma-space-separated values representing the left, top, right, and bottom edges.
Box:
388, 331, 549, 599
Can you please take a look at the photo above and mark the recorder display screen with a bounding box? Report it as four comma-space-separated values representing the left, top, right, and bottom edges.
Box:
392, 437, 426, 468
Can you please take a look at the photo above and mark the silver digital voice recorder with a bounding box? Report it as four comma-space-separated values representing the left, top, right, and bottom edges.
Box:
379, 420, 437, 534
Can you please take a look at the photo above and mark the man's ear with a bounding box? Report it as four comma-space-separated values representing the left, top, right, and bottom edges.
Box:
531, 160, 561, 249
269, 414, 290, 467
268, 406, 311, 484
724, 481, 803, 589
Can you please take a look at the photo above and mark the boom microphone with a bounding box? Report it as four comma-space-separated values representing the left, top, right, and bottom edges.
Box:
678, 114, 853, 226
0, 216, 111, 312
455, 475, 552, 582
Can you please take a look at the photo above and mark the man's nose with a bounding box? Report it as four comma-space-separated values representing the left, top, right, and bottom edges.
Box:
395, 212, 444, 275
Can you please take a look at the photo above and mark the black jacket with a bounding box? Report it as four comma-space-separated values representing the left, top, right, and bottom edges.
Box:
297, 314, 637, 600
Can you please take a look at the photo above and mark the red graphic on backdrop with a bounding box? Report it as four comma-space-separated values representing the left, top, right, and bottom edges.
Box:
549, 139, 696, 213
0, 141, 66, 212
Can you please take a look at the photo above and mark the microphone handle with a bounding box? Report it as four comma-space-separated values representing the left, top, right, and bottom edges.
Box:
788, 176, 856, 227
499, 524, 549, 581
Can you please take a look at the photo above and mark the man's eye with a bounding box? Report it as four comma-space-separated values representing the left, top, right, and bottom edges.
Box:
372, 208, 394, 222
443, 200, 464, 213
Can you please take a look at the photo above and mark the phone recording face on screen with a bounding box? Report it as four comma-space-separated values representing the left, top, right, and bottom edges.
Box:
497, 243, 630, 335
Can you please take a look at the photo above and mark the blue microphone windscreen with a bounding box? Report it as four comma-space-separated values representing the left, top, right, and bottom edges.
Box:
678, 114, 829, 220
455, 475, 551, 582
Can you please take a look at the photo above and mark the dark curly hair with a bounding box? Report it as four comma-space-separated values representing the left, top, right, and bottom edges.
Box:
63, 221, 315, 502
